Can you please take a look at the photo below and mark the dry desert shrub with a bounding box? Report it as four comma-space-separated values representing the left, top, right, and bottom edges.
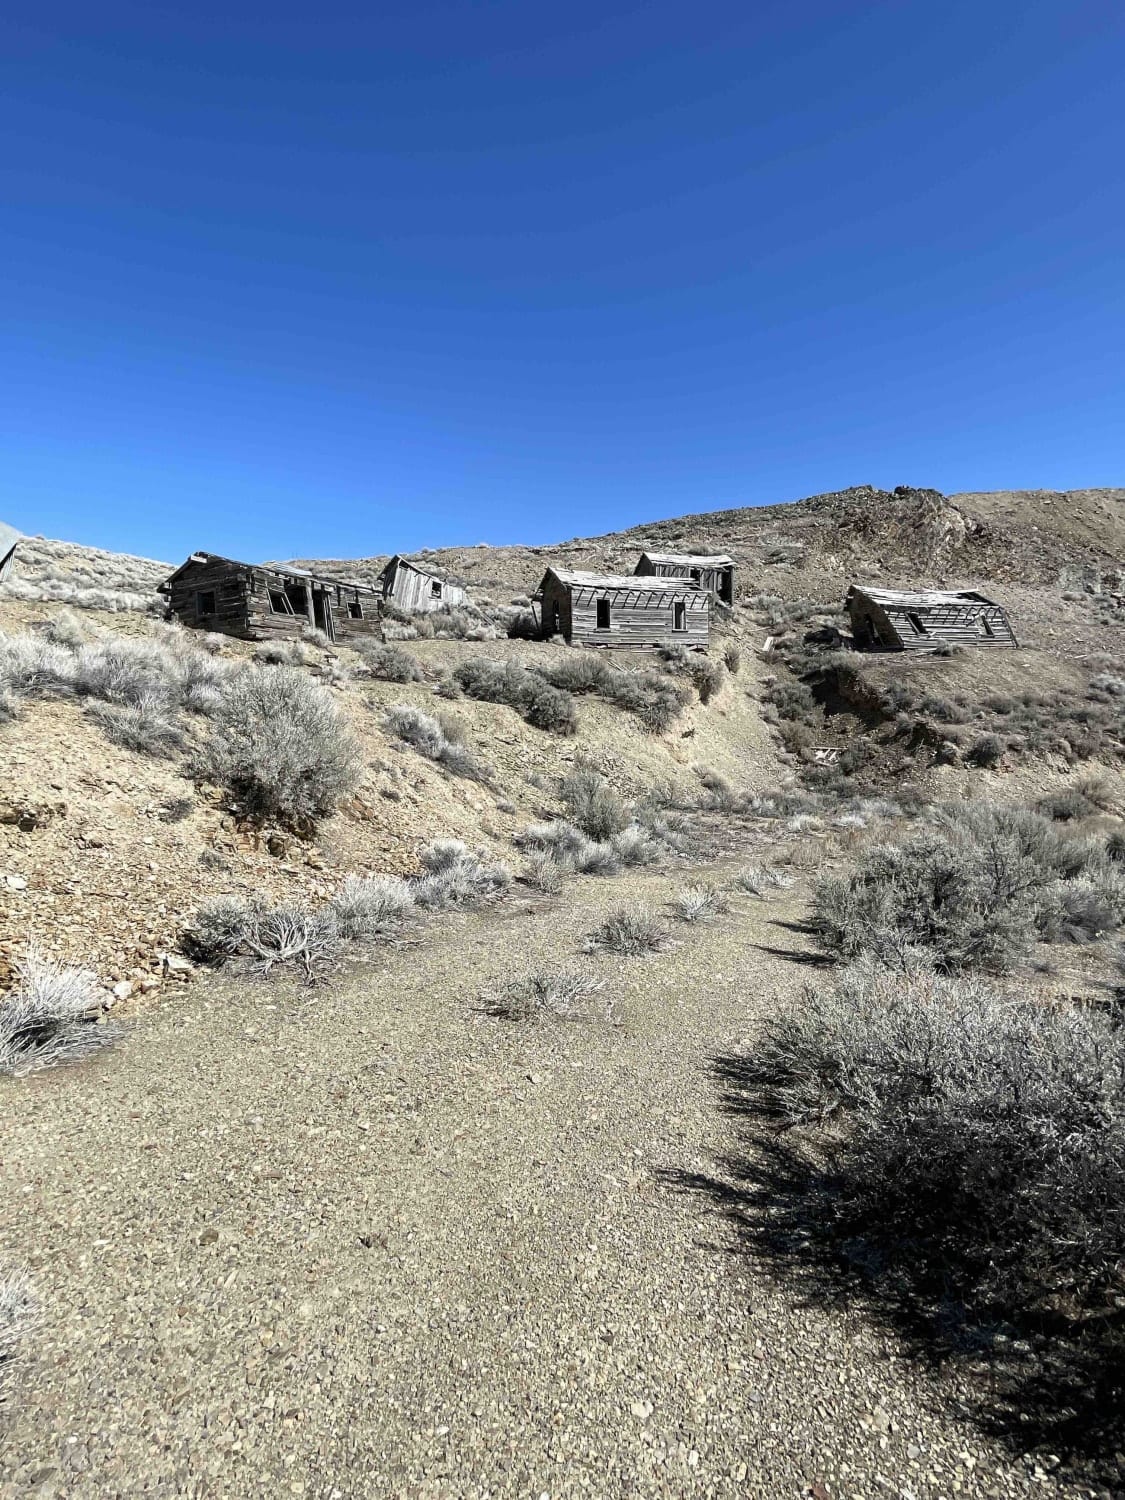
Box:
672, 882, 731, 923
735, 960, 1125, 1440
736, 864, 794, 897
583, 906, 669, 956
186, 897, 341, 976
200, 666, 361, 829
0, 1269, 37, 1406
813, 803, 1125, 972
411, 840, 512, 910
358, 641, 424, 682
85, 696, 186, 757
560, 767, 630, 841
330, 875, 415, 940
384, 704, 489, 781
0, 951, 123, 1076
483, 969, 611, 1022
453, 658, 578, 735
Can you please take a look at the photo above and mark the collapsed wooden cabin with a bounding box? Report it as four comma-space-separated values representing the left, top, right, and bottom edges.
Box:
0, 520, 20, 584
377, 555, 468, 613
159, 553, 381, 643
847, 585, 1018, 651
535, 568, 710, 649
634, 551, 734, 606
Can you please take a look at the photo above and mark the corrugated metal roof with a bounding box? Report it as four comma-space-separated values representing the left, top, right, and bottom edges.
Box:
641, 551, 733, 568
850, 585, 997, 608
548, 569, 704, 592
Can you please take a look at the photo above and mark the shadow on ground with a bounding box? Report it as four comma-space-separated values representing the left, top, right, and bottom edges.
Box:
660, 1049, 1125, 1492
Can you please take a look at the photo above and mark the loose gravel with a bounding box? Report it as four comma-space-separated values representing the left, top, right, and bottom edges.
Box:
0, 857, 1098, 1498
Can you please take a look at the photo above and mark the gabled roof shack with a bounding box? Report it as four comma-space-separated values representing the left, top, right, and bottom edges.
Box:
847, 583, 1018, 651
158, 552, 379, 596
536, 567, 710, 649
159, 552, 381, 642
377, 554, 469, 611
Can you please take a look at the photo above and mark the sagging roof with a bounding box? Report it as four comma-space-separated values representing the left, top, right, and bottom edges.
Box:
380, 553, 453, 582
544, 568, 705, 593
159, 552, 379, 594
849, 585, 998, 608
641, 551, 733, 568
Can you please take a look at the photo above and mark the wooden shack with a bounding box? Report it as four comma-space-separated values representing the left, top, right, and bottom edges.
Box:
847, 585, 1018, 652
377, 555, 468, 613
535, 568, 710, 649
634, 551, 734, 606
0, 520, 20, 584
159, 553, 382, 643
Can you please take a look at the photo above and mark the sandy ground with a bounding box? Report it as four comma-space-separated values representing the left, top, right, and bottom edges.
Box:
0, 847, 1089, 1500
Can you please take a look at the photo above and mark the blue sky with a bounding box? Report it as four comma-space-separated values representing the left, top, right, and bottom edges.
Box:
1, 1, 1122, 563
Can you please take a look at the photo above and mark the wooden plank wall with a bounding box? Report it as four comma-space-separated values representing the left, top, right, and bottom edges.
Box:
166, 563, 382, 642
640, 558, 734, 605
850, 596, 1018, 651
883, 603, 1017, 650
386, 563, 468, 613
568, 586, 710, 649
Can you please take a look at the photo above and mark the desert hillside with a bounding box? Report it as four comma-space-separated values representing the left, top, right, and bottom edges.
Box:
3, 486, 1125, 1497
2, 483, 1123, 993
296, 483, 1125, 600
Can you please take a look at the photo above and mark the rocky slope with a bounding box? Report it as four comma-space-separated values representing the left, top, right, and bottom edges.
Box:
2, 484, 1122, 999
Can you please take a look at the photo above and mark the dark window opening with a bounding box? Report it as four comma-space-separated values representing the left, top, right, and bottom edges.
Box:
196, 590, 217, 617
430, 579, 443, 599
348, 600, 363, 619
268, 589, 294, 615
689, 568, 701, 582
906, 612, 927, 635
673, 601, 687, 631
596, 598, 611, 630
285, 583, 308, 616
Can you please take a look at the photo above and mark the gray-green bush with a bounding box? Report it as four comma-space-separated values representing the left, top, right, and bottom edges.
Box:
814, 804, 1125, 972
384, 704, 489, 781
360, 642, 424, 682
200, 666, 361, 829
583, 906, 668, 956
484, 969, 611, 1022
736, 961, 1125, 1450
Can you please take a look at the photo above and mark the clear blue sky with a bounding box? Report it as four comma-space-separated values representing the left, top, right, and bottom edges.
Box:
1, 2, 1122, 563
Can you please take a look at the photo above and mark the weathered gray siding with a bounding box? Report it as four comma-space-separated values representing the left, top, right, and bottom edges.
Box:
162, 557, 381, 643
635, 555, 734, 605
382, 558, 468, 613
849, 593, 1018, 651
540, 574, 710, 648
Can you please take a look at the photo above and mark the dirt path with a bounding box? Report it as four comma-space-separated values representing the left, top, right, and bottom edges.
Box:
1, 860, 1075, 1499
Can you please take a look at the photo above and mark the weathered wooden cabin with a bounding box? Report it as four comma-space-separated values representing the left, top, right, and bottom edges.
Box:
159, 553, 382, 643
535, 568, 710, 649
0, 520, 20, 583
634, 551, 734, 606
377, 555, 468, 613
847, 585, 1018, 651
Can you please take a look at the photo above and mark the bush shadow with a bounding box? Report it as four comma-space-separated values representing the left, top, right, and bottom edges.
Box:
659, 1050, 1125, 1491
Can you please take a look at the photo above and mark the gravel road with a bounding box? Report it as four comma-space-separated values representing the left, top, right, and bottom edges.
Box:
0, 859, 1093, 1499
